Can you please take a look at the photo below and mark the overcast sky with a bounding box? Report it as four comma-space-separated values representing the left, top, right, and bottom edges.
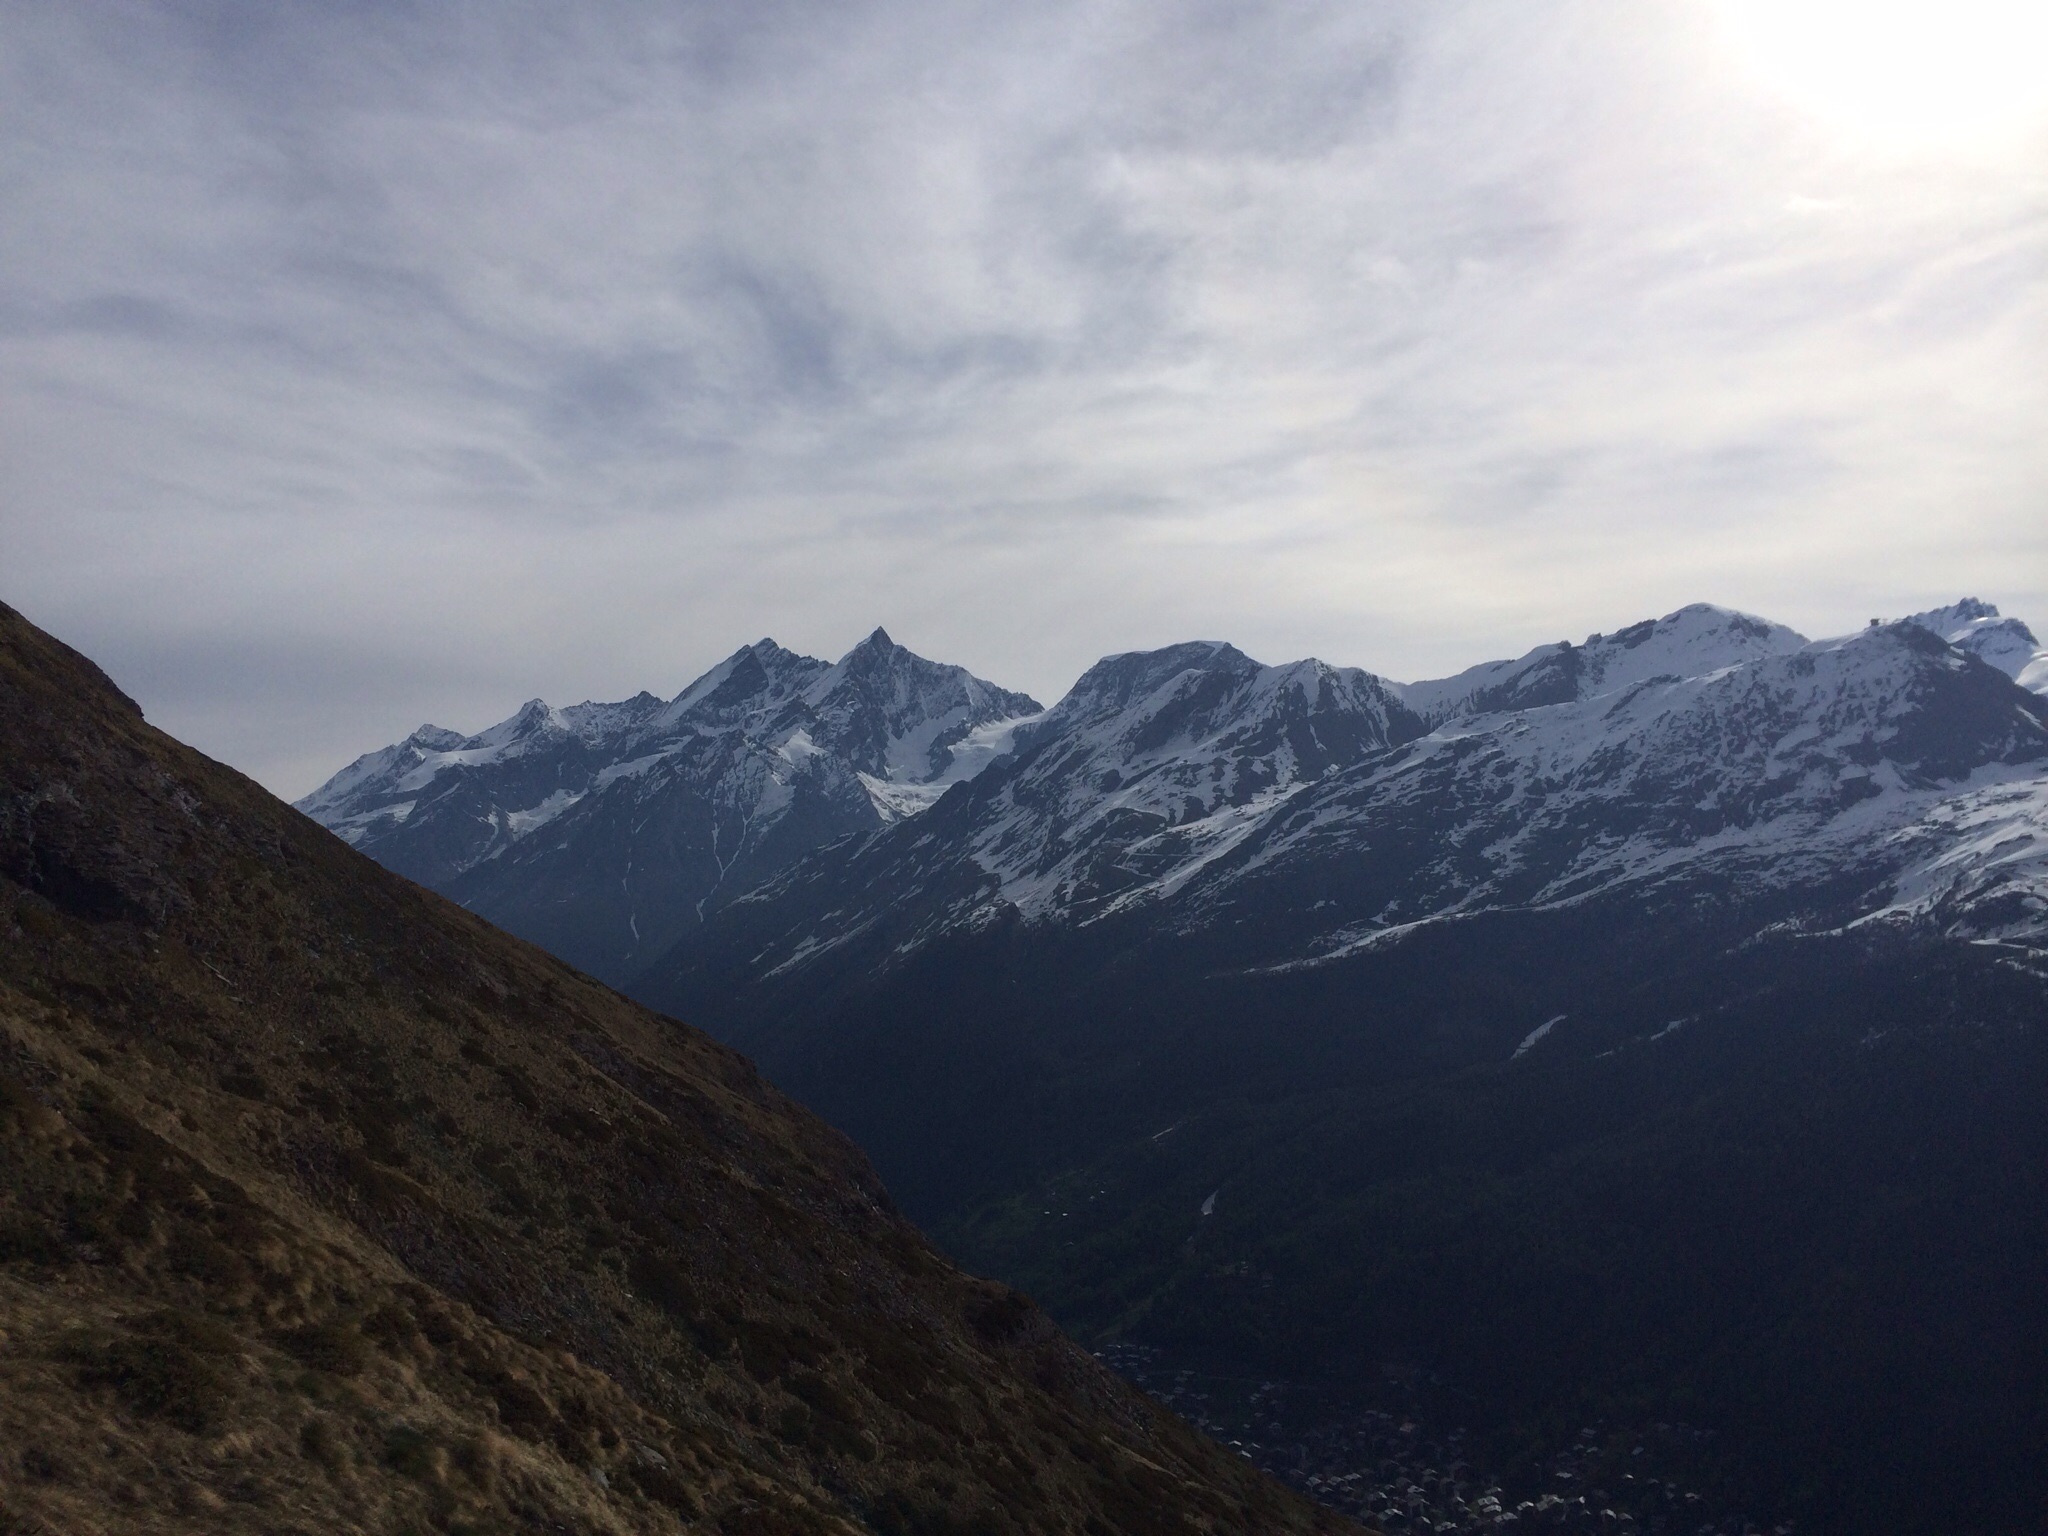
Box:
4, 0, 2044, 797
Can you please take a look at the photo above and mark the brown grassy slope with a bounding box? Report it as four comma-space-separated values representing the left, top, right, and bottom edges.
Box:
0, 601, 1358, 1536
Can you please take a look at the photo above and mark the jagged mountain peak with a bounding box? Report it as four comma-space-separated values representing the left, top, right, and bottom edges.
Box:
1903, 598, 2047, 693
407, 722, 466, 751
803, 630, 1044, 785
748, 639, 1433, 936
1908, 596, 2003, 631
449, 696, 553, 751
614, 608, 2048, 1536
295, 629, 1044, 981
657, 638, 828, 726
811, 626, 997, 696
1059, 641, 1259, 715
1036, 641, 1413, 780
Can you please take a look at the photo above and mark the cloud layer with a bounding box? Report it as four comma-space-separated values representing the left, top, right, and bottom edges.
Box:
3, 0, 2043, 794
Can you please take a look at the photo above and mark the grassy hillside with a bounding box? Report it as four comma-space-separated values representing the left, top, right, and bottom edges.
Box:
0, 599, 1353, 1536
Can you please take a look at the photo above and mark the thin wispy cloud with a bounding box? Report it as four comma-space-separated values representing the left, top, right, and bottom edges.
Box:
3, 0, 2042, 794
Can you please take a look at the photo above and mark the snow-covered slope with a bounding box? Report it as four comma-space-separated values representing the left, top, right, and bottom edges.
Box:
1234, 620, 2048, 961
702, 640, 1424, 967
1904, 598, 2048, 694
950, 642, 1424, 919
297, 693, 674, 863
640, 605, 2048, 1001
295, 629, 1039, 981
621, 642, 1420, 985
1394, 604, 1806, 723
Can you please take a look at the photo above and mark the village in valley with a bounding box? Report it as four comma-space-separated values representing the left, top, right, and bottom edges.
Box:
1099, 1344, 1796, 1535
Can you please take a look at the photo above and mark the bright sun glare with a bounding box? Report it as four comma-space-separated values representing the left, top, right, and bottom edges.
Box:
1717, 0, 2048, 152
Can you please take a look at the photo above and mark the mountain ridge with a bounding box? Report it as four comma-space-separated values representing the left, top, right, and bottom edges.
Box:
297, 630, 1041, 983
634, 607, 2048, 1016
301, 598, 2048, 1000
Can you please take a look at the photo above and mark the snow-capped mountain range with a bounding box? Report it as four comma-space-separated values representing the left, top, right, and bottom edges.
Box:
301, 600, 2048, 989
629, 601, 2048, 1012
284, 595, 2048, 1536
296, 627, 1039, 980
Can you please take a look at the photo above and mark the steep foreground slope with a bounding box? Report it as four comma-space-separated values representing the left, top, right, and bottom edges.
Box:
0, 601, 1346, 1536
